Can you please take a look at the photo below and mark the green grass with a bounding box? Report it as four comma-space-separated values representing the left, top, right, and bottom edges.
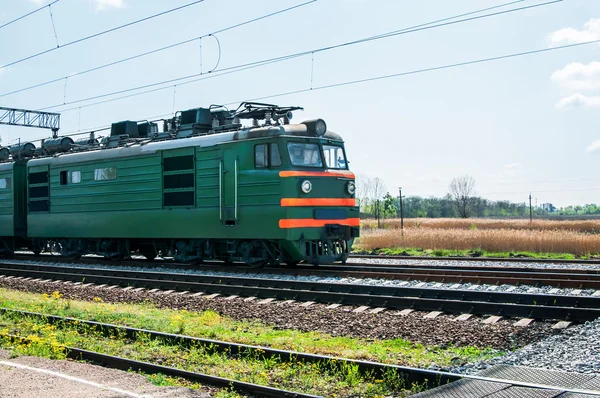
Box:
0, 288, 502, 397
0, 307, 419, 397
354, 247, 585, 260
0, 289, 499, 368
145, 373, 243, 398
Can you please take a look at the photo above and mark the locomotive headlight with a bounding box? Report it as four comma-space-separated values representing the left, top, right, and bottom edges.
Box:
302, 119, 327, 137
347, 181, 356, 195
315, 119, 327, 136
301, 180, 312, 194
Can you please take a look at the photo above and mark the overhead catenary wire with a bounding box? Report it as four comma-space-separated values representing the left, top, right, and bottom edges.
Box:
0, 0, 207, 70
231, 38, 599, 105
51, 56, 294, 113
407, 177, 600, 190
48, 3, 60, 48
0, 0, 60, 31
0, 0, 317, 98
481, 187, 600, 195
208, 34, 222, 73
46, 37, 600, 142
36, 0, 562, 112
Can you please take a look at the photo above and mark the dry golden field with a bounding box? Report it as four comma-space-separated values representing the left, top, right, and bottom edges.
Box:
358, 219, 600, 256
361, 218, 600, 233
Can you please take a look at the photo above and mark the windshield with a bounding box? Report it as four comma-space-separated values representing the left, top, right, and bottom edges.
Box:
323, 145, 347, 170
287, 143, 323, 167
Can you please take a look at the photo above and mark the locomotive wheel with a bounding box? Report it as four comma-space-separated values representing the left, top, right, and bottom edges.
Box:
30, 240, 45, 256
139, 251, 156, 261
105, 250, 125, 261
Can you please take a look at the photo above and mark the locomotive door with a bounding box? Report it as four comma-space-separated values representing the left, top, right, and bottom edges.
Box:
221, 149, 238, 226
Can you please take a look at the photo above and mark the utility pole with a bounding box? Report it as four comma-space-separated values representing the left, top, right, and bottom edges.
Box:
529, 193, 533, 226
398, 187, 404, 230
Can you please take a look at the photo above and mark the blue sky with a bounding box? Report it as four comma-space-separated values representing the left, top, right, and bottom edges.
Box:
0, 0, 599, 207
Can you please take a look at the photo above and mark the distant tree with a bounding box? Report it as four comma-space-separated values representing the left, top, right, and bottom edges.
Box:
371, 177, 387, 223
449, 175, 476, 218
355, 174, 373, 210
440, 194, 457, 217
372, 177, 387, 203
382, 192, 397, 218
356, 175, 387, 218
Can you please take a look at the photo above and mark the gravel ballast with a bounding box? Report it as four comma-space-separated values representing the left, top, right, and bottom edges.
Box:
0, 276, 558, 351
452, 319, 600, 375
347, 257, 600, 271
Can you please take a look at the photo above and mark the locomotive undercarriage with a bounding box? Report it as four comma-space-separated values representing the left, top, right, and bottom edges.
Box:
0, 237, 348, 265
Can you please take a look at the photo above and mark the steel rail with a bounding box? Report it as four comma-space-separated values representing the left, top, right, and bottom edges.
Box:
15, 253, 600, 287
14, 251, 600, 277
351, 254, 600, 265
2, 262, 600, 321
193, 263, 600, 289
321, 263, 600, 289
3, 311, 600, 397
0, 333, 321, 398
339, 261, 600, 274
17, 252, 600, 277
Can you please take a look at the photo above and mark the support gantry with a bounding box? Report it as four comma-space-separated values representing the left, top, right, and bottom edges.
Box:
0, 107, 60, 137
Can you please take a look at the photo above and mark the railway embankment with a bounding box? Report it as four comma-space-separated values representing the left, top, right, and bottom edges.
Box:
0, 286, 496, 397
1, 257, 600, 396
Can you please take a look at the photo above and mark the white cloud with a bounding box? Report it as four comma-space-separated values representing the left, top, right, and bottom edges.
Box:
504, 162, 523, 170
551, 62, 600, 91
492, 162, 524, 179
92, 0, 125, 11
415, 173, 443, 183
586, 140, 600, 153
548, 18, 600, 45
555, 93, 600, 108
30, 0, 123, 10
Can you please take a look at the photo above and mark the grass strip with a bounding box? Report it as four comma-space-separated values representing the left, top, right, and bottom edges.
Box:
356, 247, 591, 260
0, 312, 425, 397
0, 289, 500, 368
0, 307, 460, 387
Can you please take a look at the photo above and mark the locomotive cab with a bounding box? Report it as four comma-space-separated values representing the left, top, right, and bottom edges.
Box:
275, 123, 359, 265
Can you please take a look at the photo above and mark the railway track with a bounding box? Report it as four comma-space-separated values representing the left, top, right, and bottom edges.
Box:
327, 263, 600, 289
12, 253, 600, 289
350, 254, 600, 265
2, 336, 319, 398
1, 261, 600, 321
3, 308, 600, 398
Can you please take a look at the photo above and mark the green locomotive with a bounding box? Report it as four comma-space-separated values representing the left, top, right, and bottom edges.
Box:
0, 103, 359, 265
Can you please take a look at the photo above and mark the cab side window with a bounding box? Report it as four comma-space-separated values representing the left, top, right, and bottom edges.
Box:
255, 143, 281, 168
255, 144, 267, 168
270, 143, 281, 167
